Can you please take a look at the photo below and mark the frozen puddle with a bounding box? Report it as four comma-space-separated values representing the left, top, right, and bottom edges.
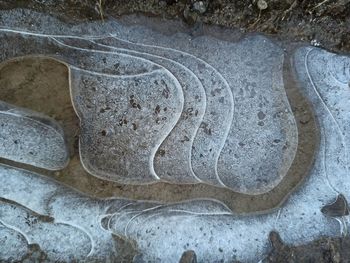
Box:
0, 9, 349, 262
0, 10, 297, 193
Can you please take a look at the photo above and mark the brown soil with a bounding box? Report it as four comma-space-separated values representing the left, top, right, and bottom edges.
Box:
267, 231, 350, 263
0, 0, 349, 53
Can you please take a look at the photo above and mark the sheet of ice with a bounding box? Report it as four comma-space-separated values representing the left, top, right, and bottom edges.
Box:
0, 165, 234, 261
0, 10, 233, 186
103, 47, 349, 262
98, 36, 234, 187
0, 10, 297, 193
0, 101, 68, 170
0, 199, 91, 261
105, 22, 297, 192
70, 67, 183, 184
60, 34, 233, 186
0, 32, 184, 184
60, 36, 205, 184
0, 165, 132, 261
0, 160, 341, 262
209, 36, 298, 194
0, 221, 28, 261
0, 10, 349, 262
0, 45, 349, 259
91, 37, 207, 184
0, 52, 348, 260
293, 47, 350, 196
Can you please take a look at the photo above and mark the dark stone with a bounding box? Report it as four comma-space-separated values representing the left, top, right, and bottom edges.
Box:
321, 194, 349, 217
179, 250, 197, 263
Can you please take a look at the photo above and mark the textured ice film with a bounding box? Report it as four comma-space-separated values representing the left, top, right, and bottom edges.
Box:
95, 36, 235, 187
70, 67, 183, 184
58, 36, 207, 184
293, 47, 350, 195
101, 23, 297, 191
0, 9, 297, 193
0, 9, 350, 263
0, 165, 134, 262
101, 47, 350, 262
0, 101, 69, 170
0, 165, 234, 262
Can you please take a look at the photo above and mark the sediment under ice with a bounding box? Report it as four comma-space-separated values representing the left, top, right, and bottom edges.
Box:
0, 9, 349, 262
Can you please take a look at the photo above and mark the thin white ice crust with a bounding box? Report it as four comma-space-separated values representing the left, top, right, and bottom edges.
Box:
0, 222, 28, 260
0, 102, 69, 170
0, 165, 132, 261
0, 46, 349, 262
0, 9, 297, 193
0, 9, 349, 263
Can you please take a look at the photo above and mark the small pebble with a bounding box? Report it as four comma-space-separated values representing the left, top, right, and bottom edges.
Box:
192, 1, 208, 14
257, 0, 268, 10
311, 39, 321, 47
179, 250, 197, 263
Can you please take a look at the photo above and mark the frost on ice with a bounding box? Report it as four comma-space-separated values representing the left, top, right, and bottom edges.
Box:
0, 9, 349, 263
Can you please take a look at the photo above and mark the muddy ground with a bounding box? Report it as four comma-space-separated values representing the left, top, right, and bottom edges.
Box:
0, 0, 349, 262
0, 0, 349, 53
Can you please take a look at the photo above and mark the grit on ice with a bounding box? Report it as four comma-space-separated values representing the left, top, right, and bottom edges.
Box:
0, 9, 349, 262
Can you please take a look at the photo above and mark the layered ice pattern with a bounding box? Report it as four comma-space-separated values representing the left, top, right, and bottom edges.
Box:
0, 9, 297, 193
0, 9, 349, 263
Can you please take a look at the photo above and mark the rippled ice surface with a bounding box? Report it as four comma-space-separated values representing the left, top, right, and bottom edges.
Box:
0, 9, 349, 263
0, 9, 297, 194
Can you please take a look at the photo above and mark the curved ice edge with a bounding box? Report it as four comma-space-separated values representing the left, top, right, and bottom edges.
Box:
0, 102, 69, 170
0, 10, 298, 194
55, 33, 230, 188
89, 36, 207, 184
0, 27, 294, 194
0, 8, 348, 262
100, 46, 349, 262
